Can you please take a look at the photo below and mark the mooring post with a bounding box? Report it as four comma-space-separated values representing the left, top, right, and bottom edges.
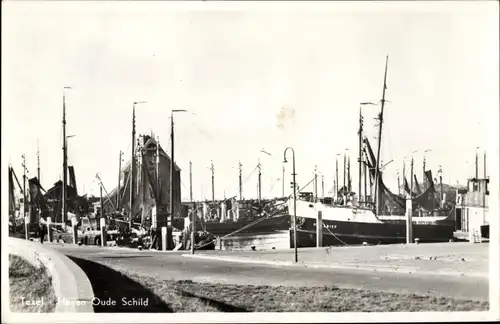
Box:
47, 217, 53, 243
161, 226, 167, 251
71, 216, 78, 245
100, 217, 107, 247
406, 197, 413, 244
24, 216, 30, 240
316, 211, 323, 247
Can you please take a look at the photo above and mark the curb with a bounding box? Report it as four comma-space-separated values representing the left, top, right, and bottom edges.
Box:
181, 254, 488, 279
8, 238, 95, 313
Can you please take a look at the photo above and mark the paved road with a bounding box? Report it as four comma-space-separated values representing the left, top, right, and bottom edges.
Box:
51, 245, 488, 301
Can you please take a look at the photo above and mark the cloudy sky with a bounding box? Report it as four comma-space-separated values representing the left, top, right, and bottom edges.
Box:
2, 1, 498, 202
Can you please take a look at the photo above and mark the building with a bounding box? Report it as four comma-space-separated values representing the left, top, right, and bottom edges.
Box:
455, 176, 490, 239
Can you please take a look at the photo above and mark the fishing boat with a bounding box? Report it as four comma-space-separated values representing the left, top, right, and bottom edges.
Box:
288, 56, 455, 246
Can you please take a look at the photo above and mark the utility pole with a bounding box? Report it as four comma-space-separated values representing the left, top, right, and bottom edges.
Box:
238, 161, 243, 200
210, 160, 215, 202
189, 161, 193, 203
117, 150, 123, 209
374, 56, 389, 217
257, 160, 262, 203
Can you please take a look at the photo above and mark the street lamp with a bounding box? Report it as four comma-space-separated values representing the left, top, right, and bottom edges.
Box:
283, 147, 298, 263
169, 109, 188, 248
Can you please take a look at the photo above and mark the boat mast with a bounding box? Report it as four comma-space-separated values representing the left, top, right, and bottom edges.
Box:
211, 160, 215, 202
335, 154, 339, 202
62, 88, 69, 224
257, 160, 262, 203
156, 136, 161, 203
314, 165, 318, 202
374, 56, 389, 217
37, 139, 40, 182
347, 157, 351, 194
130, 104, 136, 227
363, 150, 367, 204
397, 170, 401, 196
358, 107, 363, 206
343, 153, 346, 202
321, 175, 324, 199
117, 150, 122, 209
484, 151, 486, 178
22, 154, 27, 219
189, 161, 193, 203
238, 161, 243, 200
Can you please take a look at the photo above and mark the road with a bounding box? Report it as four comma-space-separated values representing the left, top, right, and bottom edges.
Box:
52, 244, 488, 301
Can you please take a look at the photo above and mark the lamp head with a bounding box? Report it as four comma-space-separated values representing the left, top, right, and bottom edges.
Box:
283, 158, 288, 164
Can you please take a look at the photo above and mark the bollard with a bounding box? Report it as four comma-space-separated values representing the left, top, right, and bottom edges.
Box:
24, 216, 30, 240
71, 217, 78, 245
100, 218, 107, 247
316, 211, 323, 247
47, 217, 53, 243
161, 227, 167, 251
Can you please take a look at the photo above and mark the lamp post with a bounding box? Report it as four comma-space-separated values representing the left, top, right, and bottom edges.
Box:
170, 109, 187, 245
283, 147, 297, 263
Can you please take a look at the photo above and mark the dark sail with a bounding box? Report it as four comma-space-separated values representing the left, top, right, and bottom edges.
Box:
414, 174, 422, 195
9, 167, 16, 216
364, 138, 438, 215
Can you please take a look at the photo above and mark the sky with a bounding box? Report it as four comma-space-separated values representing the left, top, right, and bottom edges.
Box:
2, 1, 499, 202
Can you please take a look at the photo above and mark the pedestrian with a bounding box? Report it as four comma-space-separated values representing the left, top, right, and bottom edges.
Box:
38, 223, 46, 244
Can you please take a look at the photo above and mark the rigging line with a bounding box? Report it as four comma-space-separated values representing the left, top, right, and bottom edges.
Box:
322, 220, 349, 246
195, 201, 288, 250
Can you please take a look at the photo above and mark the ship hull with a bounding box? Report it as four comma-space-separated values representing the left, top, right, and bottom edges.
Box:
290, 200, 455, 246
294, 217, 455, 247
200, 214, 290, 236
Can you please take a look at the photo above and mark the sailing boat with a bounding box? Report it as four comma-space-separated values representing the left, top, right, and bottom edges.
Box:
288, 57, 455, 246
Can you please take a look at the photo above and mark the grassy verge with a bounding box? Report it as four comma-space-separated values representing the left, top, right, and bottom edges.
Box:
9, 254, 57, 313
133, 275, 488, 312
68, 256, 489, 312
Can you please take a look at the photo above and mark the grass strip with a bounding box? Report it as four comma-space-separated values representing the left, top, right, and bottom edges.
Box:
9, 254, 57, 313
